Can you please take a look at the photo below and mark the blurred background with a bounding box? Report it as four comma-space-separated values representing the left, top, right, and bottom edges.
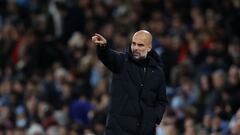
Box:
0, 0, 239, 135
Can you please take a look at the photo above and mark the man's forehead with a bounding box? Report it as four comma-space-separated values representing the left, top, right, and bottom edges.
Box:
132, 31, 151, 44
134, 30, 151, 37
132, 35, 146, 44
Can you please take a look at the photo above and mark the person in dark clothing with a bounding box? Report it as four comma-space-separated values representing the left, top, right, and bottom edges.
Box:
91, 30, 167, 135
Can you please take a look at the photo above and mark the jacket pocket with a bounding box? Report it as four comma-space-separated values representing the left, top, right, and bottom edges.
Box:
141, 90, 157, 107
140, 103, 157, 135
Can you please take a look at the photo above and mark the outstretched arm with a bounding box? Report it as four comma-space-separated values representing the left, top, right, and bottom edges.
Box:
91, 33, 125, 73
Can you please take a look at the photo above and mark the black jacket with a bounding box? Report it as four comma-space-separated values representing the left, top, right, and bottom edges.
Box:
97, 45, 167, 135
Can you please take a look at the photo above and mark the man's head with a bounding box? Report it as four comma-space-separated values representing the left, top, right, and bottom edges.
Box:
131, 30, 152, 59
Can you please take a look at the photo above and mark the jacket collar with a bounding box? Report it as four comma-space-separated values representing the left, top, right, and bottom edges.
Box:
127, 47, 163, 68
148, 49, 164, 68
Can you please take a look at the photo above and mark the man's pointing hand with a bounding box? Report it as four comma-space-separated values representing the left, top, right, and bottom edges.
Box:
91, 33, 107, 46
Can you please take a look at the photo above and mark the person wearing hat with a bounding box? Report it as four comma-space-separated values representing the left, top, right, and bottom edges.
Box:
92, 30, 167, 135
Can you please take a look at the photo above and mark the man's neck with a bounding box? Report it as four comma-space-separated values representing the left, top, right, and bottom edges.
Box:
132, 55, 149, 67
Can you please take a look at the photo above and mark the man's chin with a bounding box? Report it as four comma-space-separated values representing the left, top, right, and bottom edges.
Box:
133, 56, 146, 60
133, 55, 140, 59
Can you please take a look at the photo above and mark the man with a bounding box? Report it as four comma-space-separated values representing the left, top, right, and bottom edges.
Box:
92, 30, 167, 135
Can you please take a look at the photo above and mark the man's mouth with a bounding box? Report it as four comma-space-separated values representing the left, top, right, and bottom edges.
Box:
133, 52, 140, 56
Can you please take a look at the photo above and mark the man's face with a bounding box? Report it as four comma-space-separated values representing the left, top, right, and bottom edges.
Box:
131, 33, 151, 59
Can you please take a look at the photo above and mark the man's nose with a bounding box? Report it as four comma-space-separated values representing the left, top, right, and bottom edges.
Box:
133, 45, 139, 51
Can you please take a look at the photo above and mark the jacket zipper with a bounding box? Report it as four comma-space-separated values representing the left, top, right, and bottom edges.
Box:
143, 67, 146, 73
138, 66, 148, 130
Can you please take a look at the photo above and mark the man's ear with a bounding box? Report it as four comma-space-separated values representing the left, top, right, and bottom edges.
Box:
147, 45, 152, 52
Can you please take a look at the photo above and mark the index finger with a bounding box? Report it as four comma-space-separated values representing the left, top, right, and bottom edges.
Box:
95, 33, 104, 40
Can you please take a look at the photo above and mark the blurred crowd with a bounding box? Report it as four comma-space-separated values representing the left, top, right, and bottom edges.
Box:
0, 0, 240, 135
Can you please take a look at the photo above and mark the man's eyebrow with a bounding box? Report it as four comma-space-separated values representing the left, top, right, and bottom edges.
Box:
132, 41, 144, 46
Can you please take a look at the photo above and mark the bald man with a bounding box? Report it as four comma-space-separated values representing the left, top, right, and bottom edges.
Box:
92, 30, 167, 135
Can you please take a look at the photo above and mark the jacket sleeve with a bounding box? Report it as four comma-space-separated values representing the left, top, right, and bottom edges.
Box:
96, 45, 125, 73
155, 68, 168, 124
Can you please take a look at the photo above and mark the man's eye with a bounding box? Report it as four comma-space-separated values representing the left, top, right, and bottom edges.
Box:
138, 44, 144, 47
